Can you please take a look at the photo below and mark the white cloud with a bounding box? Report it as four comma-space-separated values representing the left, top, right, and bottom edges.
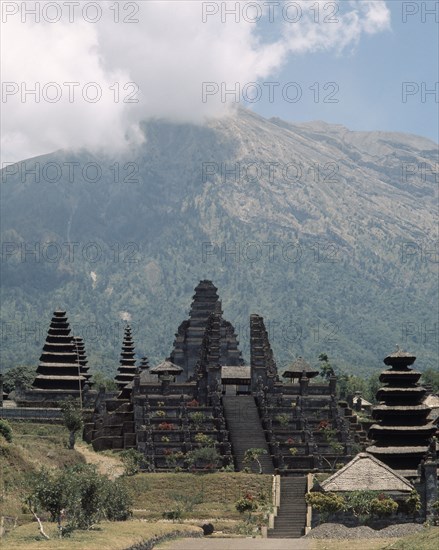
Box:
1, 1, 391, 163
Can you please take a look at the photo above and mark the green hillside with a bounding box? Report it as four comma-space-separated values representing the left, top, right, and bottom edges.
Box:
1, 110, 437, 377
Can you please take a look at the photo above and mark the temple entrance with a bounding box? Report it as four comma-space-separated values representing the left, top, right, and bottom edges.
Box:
221, 366, 251, 395
222, 383, 250, 396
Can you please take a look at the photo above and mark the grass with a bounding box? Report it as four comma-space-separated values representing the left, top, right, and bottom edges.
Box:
3, 520, 202, 549
0, 421, 85, 517
125, 472, 272, 520
382, 526, 439, 549
308, 527, 439, 550
310, 538, 399, 550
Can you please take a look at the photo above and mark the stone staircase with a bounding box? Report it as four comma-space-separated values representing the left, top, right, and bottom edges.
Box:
222, 395, 274, 474
268, 476, 307, 538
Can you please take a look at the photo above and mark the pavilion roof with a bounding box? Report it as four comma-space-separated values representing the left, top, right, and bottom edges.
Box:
282, 357, 319, 378
221, 366, 251, 381
150, 359, 183, 375
320, 453, 413, 492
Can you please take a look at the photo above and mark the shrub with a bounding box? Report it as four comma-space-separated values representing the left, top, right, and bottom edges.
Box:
189, 412, 206, 427
120, 448, 144, 476
343, 490, 378, 522
236, 493, 258, 513
186, 446, 220, 467
103, 478, 132, 521
432, 499, 439, 524
172, 491, 204, 514
329, 442, 344, 454
274, 413, 289, 427
165, 450, 185, 468
194, 433, 215, 447
156, 410, 166, 418
399, 490, 421, 516
370, 497, 398, 517
289, 447, 298, 455
162, 510, 182, 521
220, 464, 235, 472
0, 419, 13, 443
305, 492, 345, 514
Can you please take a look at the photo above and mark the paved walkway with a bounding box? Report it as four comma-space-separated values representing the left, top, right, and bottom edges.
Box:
159, 537, 311, 549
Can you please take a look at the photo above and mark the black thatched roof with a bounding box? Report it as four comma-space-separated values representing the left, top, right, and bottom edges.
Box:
150, 359, 183, 375
221, 365, 251, 381
282, 357, 319, 379
384, 347, 416, 366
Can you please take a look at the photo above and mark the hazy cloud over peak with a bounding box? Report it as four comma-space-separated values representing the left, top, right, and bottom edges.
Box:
1, 1, 391, 162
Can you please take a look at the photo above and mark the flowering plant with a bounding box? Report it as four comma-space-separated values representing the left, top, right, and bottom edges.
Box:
158, 422, 174, 430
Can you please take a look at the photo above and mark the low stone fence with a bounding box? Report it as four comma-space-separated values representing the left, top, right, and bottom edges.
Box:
125, 527, 203, 549
0, 407, 62, 422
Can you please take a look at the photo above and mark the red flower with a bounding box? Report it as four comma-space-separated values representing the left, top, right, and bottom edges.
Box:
187, 399, 199, 407
158, 422, 175, 430
286, 437, 295, 444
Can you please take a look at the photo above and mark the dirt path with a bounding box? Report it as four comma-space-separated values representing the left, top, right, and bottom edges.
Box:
75, 443, 125, 480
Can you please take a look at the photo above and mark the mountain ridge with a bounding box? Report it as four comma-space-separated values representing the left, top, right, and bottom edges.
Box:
1, 108, 438, 375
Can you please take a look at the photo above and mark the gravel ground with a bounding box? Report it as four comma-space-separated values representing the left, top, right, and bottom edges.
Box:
305, 523, 425, 539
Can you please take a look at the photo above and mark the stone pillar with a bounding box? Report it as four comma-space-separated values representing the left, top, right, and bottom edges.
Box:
329, 375, 337, 395
160, 376, 171, 395
300, 374, 309, 395
424, 459, 438, 520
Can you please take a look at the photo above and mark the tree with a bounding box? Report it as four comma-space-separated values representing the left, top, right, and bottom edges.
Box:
318, 353, 335, 380
25, 464, 132, 537
421, 369, 439, 393
3, 365, 35, 394
338, 374, 368, 400
91, 371, 118, 391
367, 373, 381, 403
60, 399, 83, 450
243, 448, 268, 474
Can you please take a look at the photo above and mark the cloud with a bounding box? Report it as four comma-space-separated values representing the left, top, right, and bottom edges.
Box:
1, 1, 391, 163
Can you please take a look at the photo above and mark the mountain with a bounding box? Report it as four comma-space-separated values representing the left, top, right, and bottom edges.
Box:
1, 108, 438, 376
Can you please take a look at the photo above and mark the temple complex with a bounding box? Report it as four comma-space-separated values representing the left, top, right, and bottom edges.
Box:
3, 281, 437, 532
367, 348, 436, 475
83, 283, 369, 479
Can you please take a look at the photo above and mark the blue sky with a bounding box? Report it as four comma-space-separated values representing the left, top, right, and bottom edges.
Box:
252, 1, 439, 141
